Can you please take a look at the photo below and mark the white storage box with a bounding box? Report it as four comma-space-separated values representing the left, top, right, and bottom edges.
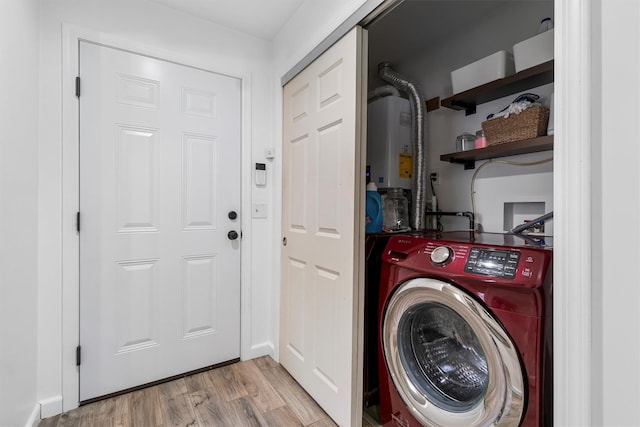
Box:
451, 51, 515, 94
513, 29, 554, 72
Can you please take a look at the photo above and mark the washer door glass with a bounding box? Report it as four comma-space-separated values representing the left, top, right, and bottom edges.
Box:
383, 278, 525, 427
397, 302, 489, 412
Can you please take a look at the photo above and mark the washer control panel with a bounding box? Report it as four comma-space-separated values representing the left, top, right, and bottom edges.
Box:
464, 247, 520, 279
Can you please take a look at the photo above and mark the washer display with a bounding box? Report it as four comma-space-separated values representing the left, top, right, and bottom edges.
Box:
464, 247, 520, 278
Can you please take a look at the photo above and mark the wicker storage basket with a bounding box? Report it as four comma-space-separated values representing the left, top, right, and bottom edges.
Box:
482, 105, 550, 145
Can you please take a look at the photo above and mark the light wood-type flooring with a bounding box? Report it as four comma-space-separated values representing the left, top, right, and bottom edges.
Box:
38, 356, 346, 427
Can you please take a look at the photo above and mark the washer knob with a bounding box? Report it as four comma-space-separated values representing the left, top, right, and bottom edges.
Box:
431, 246, 453, 265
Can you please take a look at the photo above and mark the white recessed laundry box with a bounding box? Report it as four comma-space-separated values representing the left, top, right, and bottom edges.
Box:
451, 51, 515, 94
513, 29, 554, 72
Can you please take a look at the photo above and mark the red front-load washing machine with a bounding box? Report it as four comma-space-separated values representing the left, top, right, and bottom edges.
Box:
378, 231, 552, 427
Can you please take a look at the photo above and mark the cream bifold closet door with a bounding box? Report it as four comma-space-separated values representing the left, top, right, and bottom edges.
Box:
79, 41, 242, 401
281, 27, 367, 426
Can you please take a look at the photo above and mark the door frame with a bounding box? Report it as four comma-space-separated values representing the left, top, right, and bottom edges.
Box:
61, 25, 253, 411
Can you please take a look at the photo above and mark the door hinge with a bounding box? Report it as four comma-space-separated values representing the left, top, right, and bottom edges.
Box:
76, 212, 80, 232
75, 76, 81, 97
76, 345, 81, 366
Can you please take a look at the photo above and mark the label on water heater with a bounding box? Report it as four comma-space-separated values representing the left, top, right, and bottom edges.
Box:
399, 153, 413, 179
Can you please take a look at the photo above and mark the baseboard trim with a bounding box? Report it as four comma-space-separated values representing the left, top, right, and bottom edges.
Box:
249, 342, 275, 360
39, 395, 63, 419
25, 403, 40, 427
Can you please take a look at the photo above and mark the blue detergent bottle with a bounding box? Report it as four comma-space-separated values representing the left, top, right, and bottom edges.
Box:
365, 182, 383, 233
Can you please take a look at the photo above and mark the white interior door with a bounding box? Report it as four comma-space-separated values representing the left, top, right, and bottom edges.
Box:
79, 41, 242, 401
280, 27, 366, 426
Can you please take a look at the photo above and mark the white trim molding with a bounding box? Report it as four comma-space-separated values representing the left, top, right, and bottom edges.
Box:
39, 395, 63, 420
25, 403, 40, 427
553, 0, 592, 425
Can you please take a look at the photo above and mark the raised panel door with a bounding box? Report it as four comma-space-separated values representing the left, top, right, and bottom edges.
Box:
281, 27, 366, 426
79, 41, 241, 401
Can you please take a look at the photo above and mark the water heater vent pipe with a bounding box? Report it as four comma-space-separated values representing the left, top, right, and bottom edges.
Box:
378, 62, 427, 230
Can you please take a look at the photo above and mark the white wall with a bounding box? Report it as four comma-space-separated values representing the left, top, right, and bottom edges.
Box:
0, 1, 41, 426
395, 1, 554, 233
593, 0, 640, 424
38, 0, 277, 413
273, 0, 373, 79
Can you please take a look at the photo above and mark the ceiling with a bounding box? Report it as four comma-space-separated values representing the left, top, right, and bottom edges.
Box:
146, 0, 547, 76
146, 0, 511, 43
366, 0, 511, 87
147, 0, 305, 40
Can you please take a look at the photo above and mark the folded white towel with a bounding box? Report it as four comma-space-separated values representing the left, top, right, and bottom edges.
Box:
489, 100, 541, 120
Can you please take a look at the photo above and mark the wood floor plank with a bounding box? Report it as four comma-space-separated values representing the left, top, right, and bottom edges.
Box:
158, 392, 198, 426
75, 411, 95, 427
112, 414, 131, 427
129, 385, 163, 426
188, 383, 226, 410
256, 364, 327, 425
253, 355, 279, 370
262, 405, 304, 427
93, 394, 118, 420
157, 376, 188, 399
79, 414, 113, 427
225, 396, 269, 427
307, 416, 339, 427
363, 407, 382, 427
208, 364, 248, 402
56, 402, 96, 426
184, 370, 216, 394
190, 390, 235, 426
55, 412, 77, 426
38, 415, 60, 427
231, 359, 286, 413
111, 393, 129, 419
